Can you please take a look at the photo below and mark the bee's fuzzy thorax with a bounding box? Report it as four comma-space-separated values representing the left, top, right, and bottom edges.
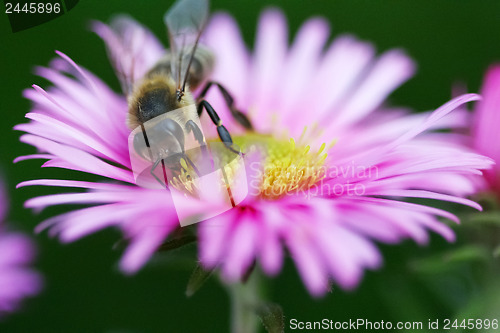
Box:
127, 74, 195, 130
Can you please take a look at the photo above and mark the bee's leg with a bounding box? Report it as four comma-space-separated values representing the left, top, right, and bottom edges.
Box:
185, 120, 205, 146
186, 119, 211, 168
150, 157, 168, 189
197, 100, 241, 155
197, 81, 253, 130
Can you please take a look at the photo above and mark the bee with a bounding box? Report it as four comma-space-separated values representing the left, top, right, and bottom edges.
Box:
111, 0, 253, 188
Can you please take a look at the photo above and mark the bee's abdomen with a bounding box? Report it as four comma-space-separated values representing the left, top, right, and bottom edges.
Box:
145, 55, 172, 78
187, 47, 214, 90
144, 47, 214, 91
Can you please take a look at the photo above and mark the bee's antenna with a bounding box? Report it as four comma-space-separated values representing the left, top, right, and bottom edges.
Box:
181, 16, 204, 96
177, 34, 185, 94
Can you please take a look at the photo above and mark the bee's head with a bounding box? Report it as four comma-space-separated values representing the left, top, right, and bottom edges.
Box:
176, 88, 184, 102
133, 116, 186, 162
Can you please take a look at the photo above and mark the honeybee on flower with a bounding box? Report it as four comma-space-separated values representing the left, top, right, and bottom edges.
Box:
16, 3, 492, 299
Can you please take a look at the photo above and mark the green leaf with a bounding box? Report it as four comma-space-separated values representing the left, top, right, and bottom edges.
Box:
241, 261, 256, 283
444, 245, 490, 262
475, 192, 500, 211
464, 211, 500, 226
410, 245, 489, 274
185, 264, 215, 297
158, 234, 197, 252
493, 244, 500, 258
254, 302, 285, 333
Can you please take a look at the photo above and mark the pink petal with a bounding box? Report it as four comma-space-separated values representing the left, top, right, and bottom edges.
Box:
249, 9, 288, 132
221, 215, 260, 280
279, 17, 330, 123
285, 224, 329, 296
333, 50, 415, 127
120, 213, 177, 274
20, 135, 133, 183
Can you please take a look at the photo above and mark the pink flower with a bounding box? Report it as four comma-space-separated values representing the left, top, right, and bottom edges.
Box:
472, 65, 500, 196
16, 9, 492, 296
0, 182, 42, 317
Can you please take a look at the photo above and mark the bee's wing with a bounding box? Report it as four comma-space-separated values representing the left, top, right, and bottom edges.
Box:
93, 15, 165, 95
164, 0, 209, 93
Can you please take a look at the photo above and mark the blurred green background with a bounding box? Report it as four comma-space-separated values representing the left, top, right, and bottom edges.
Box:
1, 0, 500, 332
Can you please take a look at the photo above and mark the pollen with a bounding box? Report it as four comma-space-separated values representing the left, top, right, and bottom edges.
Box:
169, 131, 332, 201
233, 133, 331, 200
170, 167, 198, 195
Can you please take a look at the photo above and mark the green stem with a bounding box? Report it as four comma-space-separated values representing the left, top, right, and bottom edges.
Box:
226, 271, 262, 333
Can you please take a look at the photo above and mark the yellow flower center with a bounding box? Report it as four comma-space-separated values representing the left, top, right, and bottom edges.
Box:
233, 134, 329, 200
170, 132, 332, 200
